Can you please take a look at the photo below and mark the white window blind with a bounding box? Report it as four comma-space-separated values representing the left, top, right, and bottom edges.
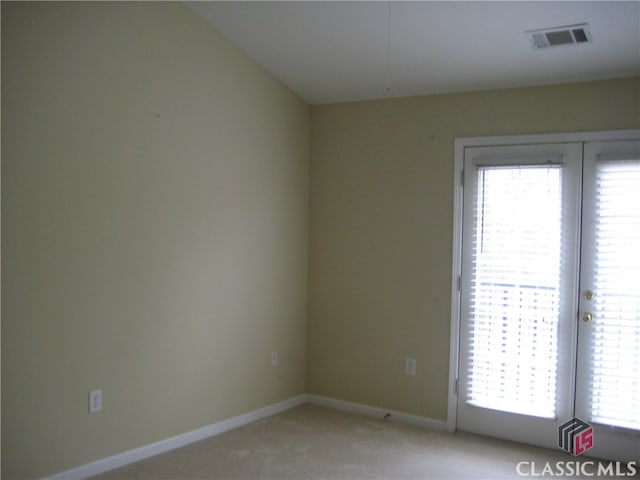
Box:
467, 165, 563, 418
590, 159, 640, 431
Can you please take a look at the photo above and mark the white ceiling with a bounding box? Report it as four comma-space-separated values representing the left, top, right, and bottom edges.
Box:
187, 1, 640, 104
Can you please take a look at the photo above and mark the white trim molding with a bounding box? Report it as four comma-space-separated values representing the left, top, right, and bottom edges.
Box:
307, 394, 447, 431
45, 393, 453, 480
44, 395, 308, 480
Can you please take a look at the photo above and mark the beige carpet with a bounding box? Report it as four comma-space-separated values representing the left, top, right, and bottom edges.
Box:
91, 404, 628, 479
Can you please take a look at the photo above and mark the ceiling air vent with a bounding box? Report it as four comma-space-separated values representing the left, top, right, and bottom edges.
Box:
526, 24, 592, 49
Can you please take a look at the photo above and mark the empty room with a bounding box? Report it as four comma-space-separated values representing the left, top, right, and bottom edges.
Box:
2, 1, 639, 479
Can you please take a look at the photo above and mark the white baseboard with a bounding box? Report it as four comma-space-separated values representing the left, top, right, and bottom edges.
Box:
307, 394, 447, 431
45, 393, 445, 480
45, 394, 308, 480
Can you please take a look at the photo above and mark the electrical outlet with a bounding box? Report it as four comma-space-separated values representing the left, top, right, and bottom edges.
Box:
405, 357, 416, 376
89, 389, 102, 414
271, 351, 279, 367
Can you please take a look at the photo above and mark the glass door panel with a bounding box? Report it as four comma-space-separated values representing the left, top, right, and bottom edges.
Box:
457, 143, 582, 450
575, 140, 640, 462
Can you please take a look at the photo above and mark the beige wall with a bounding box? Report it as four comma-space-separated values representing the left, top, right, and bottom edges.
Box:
3, 1, 640, 478
308, 77, 640, 420
1, 2, 309, 478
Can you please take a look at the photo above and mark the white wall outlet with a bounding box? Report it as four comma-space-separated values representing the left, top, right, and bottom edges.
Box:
271, 351, 279, 367
89, 389, 102, 414
405, 357, 416, 376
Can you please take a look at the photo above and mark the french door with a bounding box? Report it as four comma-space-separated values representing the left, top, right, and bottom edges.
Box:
456, 136, 640, 462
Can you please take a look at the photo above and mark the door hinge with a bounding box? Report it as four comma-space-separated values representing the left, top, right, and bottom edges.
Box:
460, 169, 465, 186
457, 275, 461, 291
455, 379, 459, 396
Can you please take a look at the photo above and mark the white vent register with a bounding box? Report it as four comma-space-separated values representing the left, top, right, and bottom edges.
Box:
526, 23, 592, 49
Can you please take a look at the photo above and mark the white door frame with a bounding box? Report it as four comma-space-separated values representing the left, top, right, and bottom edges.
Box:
447, 129, 640, 434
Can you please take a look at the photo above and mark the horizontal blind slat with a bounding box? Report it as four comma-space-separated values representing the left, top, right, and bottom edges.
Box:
466, 165, 562, 419
589, 160, 640, 431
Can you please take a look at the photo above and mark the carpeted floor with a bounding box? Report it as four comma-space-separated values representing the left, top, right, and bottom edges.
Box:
91, 403, 628, 479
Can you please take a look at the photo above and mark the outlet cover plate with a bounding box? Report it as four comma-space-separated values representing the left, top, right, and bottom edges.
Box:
405, 357, 416, 376
89, 389, 102, 413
